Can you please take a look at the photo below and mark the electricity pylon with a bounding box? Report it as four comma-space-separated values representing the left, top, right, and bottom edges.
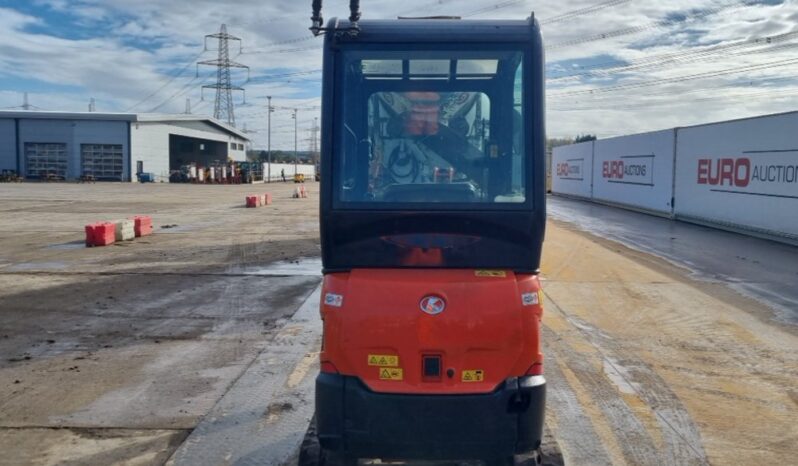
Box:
198, 24, 249, 127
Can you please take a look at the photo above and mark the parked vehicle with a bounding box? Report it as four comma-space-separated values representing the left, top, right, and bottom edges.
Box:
301, 3, 548, 465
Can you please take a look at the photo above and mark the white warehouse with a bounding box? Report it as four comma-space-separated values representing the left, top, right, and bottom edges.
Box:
0, 111, 250, 182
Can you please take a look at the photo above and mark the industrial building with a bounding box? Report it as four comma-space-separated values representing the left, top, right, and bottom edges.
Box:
0, 111, 250, 182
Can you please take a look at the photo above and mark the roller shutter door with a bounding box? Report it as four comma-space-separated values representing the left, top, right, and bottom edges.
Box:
81, 144, 124, 180
25, 143, 67, 179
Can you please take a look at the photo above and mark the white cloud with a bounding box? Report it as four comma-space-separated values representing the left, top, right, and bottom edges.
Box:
2, 0, 798, 147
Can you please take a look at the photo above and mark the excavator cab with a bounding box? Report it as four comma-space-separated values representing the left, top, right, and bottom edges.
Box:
305, 3, 546, 464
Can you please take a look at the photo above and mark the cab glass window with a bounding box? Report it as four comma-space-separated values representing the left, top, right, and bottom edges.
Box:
337, 48, 528, 207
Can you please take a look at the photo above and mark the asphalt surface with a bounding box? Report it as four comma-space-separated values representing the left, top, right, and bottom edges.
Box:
2, 185, 795, 465
541, 202, 797, 465
548, 195, 798, 326
0, 183, 322, 465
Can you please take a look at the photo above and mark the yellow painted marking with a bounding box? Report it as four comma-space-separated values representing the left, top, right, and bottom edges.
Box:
368, 354, 399, 367
287, 351, 319, 389
475, 270, 506, 278
379, 367, 404, 381
462, 369, 485, 382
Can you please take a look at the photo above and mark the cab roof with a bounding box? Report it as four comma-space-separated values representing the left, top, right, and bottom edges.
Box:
327, 17, 539, 44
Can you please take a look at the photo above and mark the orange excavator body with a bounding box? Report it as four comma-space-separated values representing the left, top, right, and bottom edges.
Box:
320, 269, 544, 394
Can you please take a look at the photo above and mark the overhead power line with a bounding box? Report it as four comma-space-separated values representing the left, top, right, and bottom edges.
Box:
462, 0, 526, 18
192, 99, 211, 114
545, 0, 746, 50
148, 70, 215, 113
247, 69, 322, 85
256, 70, 321, 79
553, 71, 798, 104
244, 1, 652, 87
549, 56, 798, 98
548, 31, 798, 82
549, 73, 798, 110
241, 44, 322, 55
257, 35, 317, 47
541, 0, 631, 25
549, 85, 798, 112
125, 49, 206, 112
395, 0, 460, 18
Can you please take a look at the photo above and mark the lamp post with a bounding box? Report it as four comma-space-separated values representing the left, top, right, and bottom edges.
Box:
293, 108, 298, 174
267, 96, 273, 182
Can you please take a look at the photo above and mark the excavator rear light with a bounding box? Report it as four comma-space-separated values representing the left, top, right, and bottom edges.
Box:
525, 363, 543, 376
320, 361, 339, 374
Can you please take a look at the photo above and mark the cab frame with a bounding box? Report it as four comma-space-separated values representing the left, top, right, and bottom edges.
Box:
319, 17, 546, 273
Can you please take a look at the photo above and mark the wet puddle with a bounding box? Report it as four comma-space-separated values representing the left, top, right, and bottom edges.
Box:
233, 257, 322, 276
8, 261, 68, 271
46, 241, 85, 250
158, 221, 217, 234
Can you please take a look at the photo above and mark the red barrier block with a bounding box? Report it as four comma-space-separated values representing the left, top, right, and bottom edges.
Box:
263, 193, 272, 205
132, 215, 153, 237
84, 224, 97, 246
96, 222, 116, 245
85, 222, 116, 247
246, 195, 259, 208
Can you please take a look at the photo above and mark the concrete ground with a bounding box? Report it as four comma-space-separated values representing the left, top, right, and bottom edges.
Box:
0, 184, 796, 465
547, 196, 798, 325
0, 181, 321, 465
543, 197, 797, 465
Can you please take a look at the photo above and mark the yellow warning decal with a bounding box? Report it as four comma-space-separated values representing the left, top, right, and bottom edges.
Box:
538, 290, 544, 306
379, 368, 404, 381
462, 370, 485, 382
475, 270, 506, 278
368, 354, 399, 367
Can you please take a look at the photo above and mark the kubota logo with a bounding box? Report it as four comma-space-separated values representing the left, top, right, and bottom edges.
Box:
420, 295, 446, 315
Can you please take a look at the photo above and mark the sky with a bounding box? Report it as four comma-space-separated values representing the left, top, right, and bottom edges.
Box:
0, 0, 797, 149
